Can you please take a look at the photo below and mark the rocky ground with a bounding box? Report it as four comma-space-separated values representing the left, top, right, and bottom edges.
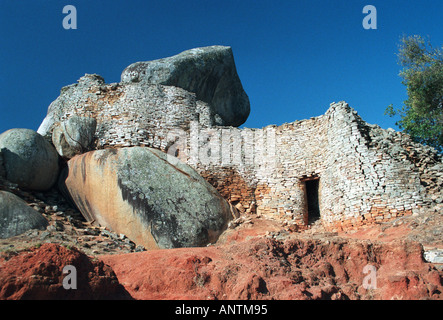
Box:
0, 178, 442, 300
0, 179, 144, 256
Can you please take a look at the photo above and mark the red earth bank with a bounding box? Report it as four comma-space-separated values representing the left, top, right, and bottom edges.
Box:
1, 217, 442, 300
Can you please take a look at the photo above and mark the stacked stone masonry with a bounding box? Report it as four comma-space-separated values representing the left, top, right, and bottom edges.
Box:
38, 74, 442, 232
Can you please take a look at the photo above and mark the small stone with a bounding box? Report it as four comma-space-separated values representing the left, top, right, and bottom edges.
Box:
39, 231, 50, 240
135, 245, 145, 252
424, 250, 443, 264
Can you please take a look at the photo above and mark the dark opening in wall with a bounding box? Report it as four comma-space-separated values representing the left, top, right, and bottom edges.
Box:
304, 178, 320, 224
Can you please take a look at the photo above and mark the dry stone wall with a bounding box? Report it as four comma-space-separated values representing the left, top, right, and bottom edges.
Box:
37, 51, 442, 232
167, 102, 441, 231
38, 74, 216, 151
40, 86, 442, 231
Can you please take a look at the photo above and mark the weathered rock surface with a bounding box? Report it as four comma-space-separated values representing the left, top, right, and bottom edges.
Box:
52, 115, 97, 158
62, 147, 232, 249
121, 46, 250, 126
0, 243, 131, 300
33, 46, 441, 234
0, 191, 48, 239
0, 129, 59, 191
0, 150, 5, 179
37, 46, 251, 153
0, 177, 145, 256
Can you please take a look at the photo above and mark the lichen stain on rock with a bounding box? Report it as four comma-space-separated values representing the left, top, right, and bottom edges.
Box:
64, 150, 160, 250
63, 147, 231, 250
116, 174, 163, 245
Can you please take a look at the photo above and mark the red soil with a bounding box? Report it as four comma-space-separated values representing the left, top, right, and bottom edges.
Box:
1, 217, 441, 300
101, 225, 442, 300
0, 243, 129, 299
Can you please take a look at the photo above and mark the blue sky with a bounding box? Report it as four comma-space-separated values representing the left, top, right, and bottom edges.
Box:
1, 0, 442, 134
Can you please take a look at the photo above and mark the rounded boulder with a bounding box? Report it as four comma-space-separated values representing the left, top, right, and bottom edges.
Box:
63, 147, 233, 250
0, 191, 48, 239
0, 129, 59, 191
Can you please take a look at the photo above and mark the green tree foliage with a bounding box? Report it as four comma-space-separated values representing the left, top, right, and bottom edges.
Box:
385, 35, 443, 152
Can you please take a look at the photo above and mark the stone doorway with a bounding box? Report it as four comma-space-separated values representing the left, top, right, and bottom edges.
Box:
301, 177, 320, 225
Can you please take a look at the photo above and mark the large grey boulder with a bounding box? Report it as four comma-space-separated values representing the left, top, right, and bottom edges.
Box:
121, 46, 250, 126
62, 147, 233, 249
0, 129, 59, 191
0, 191, 48, 238
37, 46, 250, 151
52, 115, 97, 158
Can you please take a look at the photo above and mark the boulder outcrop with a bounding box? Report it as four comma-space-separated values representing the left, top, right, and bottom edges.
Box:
0, 190, 48, 239
62, 147, 232, 249
0, 45, 442, 301
52, 115, 97, 159
121, 46, 250, 126
37, 47, 250, 151
0, 129, 59, 191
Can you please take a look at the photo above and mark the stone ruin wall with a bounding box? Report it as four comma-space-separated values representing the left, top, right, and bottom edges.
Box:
43, 75, 215, 150
53, 99, 442, 230
184, 102, 437, 231
52, 83, 442, 231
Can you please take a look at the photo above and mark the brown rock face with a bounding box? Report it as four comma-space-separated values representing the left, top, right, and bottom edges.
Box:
62, 147, 232, 250
0, 243, 130, 300
63, 149, 159, 250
